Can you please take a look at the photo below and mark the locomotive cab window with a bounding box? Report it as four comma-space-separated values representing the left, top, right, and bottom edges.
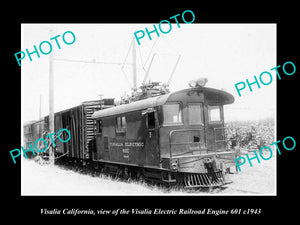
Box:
162, 103, 182, 125
96, 119, 102, 134
147, 111, 156, 129
208, 105, 222, 122
116, 116, 127, 133
188, 103, 203, 125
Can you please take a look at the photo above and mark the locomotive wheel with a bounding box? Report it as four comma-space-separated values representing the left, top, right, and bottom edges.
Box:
122, 167, 131, 179
135, 169, 145, 182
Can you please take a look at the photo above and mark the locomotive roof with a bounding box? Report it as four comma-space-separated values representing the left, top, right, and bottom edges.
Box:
91, 87, 234, 119
92, 93, 171, 119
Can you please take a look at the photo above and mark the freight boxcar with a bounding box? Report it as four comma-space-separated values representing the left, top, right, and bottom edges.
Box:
23, 99, 114, 161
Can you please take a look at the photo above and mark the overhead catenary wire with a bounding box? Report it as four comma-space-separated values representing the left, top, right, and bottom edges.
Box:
53, 58, 131, 65
143, 37, 159, 68
137, 43, 146, 72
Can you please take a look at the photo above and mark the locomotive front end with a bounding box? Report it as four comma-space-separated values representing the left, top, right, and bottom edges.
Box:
159, 80, 238, 188
162, 127, 238, 188
168, 150, 237, 187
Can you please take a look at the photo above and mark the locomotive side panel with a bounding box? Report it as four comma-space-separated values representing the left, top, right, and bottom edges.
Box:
126, 111, 147, 166
203, 89, 231, 153
203, 104, 226, 153
94, 109, 162, 167
94, 116, 115, 161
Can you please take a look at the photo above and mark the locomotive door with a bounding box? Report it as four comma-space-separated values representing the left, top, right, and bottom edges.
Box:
144, 110, 159, 166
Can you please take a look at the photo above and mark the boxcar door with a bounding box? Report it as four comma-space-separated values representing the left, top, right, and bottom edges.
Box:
144, 110, 160, 166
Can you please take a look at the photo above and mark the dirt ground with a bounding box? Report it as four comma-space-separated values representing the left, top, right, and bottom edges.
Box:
21, 153, 276, 195
215, 153, 276, 195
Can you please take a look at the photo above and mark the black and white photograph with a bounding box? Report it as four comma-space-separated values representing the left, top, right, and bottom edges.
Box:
3, 5, 298, 220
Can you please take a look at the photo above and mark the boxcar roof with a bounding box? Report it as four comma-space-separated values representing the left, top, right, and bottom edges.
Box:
91, 87, 234, 119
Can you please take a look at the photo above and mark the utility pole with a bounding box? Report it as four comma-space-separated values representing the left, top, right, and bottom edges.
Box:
132, 39, 137, 91
98, 94, 103, 110
48, 29, 55, 165
39, 94, 42, 120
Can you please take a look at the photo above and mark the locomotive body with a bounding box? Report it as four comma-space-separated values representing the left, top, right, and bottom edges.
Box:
91, 86, 238, 187
23, 85, 238, 188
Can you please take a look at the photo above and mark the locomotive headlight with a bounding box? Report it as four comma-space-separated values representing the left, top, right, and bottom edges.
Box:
171, 162, 178, 170
203, 157, 213, 164
188, 78, 208, 88
188, 80, 197, 88
203, 157, 218, 171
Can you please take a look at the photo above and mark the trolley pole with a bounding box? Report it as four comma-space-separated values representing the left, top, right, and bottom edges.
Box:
48, 29, 55, 165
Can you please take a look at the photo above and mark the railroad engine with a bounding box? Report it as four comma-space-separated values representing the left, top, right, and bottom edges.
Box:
91, 79, 238, 187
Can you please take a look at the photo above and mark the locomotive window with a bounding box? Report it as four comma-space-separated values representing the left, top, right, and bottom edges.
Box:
104, 136, 109, 150
163, 103, 182, 125
193, 136, 200, 142
96, 119, 102, 134
188, 104, 203, 125
147, 112, 156, 129
208, 105, 221, 122
116, 116, 127, 133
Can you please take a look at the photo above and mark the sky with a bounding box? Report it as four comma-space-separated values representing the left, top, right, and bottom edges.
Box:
21, 23, 276, 123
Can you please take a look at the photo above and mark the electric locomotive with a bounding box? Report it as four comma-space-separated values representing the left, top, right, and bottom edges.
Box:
90, 79, 238, 187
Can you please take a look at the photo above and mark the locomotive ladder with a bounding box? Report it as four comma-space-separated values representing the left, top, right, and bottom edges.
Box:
83, 101, 114, 158
83, 101, 101, 158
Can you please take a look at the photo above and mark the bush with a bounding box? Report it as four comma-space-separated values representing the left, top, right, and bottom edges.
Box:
225, 118, 275, 152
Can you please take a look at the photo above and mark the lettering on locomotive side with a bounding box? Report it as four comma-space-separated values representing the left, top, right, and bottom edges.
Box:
124, 142, 144, 147
189, 146, 201, 151
109, 142, 124, 147
109, 141, 144, 147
